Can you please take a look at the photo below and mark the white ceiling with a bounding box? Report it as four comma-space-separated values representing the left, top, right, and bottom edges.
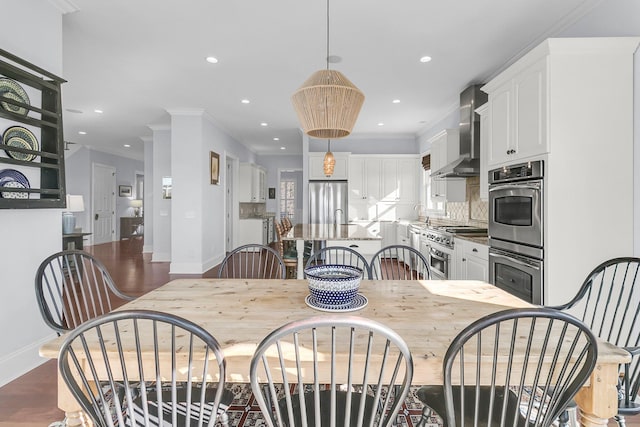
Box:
58, 0, 639, 160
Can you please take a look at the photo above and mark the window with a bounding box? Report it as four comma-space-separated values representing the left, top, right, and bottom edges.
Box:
280, 180, 296, 219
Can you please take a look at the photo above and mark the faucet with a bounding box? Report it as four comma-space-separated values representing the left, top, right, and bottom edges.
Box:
413, 204, 424, 219
334, 208, 343, 226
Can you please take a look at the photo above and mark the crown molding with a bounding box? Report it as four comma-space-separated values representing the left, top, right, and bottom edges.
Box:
47, 0, 79, 14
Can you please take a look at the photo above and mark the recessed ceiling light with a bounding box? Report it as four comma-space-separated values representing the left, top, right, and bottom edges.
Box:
392, 99, 401, 104
241, 99, 250, 104
206, 56, 218, 64
280, 146, 286, 150
94, 109, 103, 114
377, 122, 384, 126
273, 137, 280, 141
78, 131, 87, 135
124, 144, 131, 148
260, 122, 268, 127
419, 56, 432, 63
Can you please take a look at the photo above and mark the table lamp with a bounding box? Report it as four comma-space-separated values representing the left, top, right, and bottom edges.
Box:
130, 199, 143, 217
62, 194, 85, 234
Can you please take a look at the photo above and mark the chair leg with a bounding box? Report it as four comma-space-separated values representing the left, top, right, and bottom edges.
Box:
615, 415, 627, 427
558, 409, 570, 427
416, 405, 433, 427
219, 411, 230, 427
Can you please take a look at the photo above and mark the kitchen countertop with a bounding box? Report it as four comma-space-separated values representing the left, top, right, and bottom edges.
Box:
284, 223, 382, 241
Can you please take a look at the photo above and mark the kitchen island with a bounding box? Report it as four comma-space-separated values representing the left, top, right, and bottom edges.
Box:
283, 223, 382, 278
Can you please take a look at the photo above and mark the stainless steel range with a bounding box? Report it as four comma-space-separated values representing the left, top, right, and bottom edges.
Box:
422, 225, 487, 279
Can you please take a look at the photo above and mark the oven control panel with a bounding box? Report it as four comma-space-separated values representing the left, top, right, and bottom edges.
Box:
489, 160, 544, 184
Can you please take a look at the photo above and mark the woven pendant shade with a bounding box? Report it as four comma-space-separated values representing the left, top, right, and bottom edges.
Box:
291, 69, 365, 139
323, 149, 335, 177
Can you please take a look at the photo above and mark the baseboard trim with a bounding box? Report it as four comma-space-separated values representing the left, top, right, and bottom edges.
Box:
0, 333, 57, 387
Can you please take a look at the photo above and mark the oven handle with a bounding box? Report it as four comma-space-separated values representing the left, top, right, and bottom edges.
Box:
490, 252, 541, 270
429, 248, 448, 262
489, 183, 541, 192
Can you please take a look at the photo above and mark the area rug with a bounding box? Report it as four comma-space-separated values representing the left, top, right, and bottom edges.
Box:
48, 384, 443, 427
221, 383, 441, 427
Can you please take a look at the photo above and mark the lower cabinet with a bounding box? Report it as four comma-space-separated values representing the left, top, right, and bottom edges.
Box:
326, 239, 382, 263
237, 219, 268, 246
455, 238, 489, 282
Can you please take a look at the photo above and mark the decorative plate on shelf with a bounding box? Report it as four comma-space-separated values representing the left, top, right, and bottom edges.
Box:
2, 126, 39, 161
0, 78, 30, 116
305, 293, 368, 312
0, 168, 30, 199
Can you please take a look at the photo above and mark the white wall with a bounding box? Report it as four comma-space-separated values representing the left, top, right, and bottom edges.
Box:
0, 0, 65, 386
143, 137, 154, 253
309, 136, 419, 154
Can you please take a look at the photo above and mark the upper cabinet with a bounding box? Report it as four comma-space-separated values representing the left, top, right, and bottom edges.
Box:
239, 163, 266, 202
349, 156, 382, 201
483, 51, 548, 168
349, 155, 418, 203
308, 151, 349, 180
427, 130, 465, 202
0, 48, 66, 209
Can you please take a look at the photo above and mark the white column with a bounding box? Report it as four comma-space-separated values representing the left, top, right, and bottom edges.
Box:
141, 136, 154, 253
167, 109, 207, 274
148, 125, 171, 262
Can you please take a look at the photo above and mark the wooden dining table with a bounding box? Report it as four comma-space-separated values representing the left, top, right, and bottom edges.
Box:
40, 278, 629, 427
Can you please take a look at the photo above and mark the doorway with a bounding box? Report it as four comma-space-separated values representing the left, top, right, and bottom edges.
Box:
91, 163, 116, 244
278, 169, 303, 223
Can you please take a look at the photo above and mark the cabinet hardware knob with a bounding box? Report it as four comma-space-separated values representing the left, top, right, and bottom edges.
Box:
472, 248, 478, 252
462, 258, 466, 262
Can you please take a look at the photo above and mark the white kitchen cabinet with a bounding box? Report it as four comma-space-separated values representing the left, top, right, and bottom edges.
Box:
455, 238, 488, 282
239, 163, 266, 202
484, 57, 548, 168
481, 38, 638, 304
237, 219, 267, 246
380, 221, 396, 247
326, 239, 382, 261
350, 155, 419, 203
476, 103, 489, 201
382, 157, 419, 202
348, 156, 381, 201
428, 130, 466, 202
308, 152, 349, 180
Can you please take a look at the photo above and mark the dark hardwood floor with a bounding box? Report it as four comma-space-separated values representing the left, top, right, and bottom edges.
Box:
0, 239, 213, 427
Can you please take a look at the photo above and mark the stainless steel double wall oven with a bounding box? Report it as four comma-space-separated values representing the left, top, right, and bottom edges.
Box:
488, 160, 544, 304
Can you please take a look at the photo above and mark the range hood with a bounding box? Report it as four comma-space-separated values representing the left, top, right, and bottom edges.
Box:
433, 85, 487, 178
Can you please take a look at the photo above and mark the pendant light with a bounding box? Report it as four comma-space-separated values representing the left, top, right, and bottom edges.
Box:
291, 0, 364, 139
323, 139, 335, 177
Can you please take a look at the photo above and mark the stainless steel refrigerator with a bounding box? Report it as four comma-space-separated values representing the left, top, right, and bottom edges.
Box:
309, 180, 348, 225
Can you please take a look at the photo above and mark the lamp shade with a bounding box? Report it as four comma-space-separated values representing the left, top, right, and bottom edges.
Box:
291, 69, 365, 139
130, 199, 143, 208
66, 194, 85, 212
323, 150, 335, 177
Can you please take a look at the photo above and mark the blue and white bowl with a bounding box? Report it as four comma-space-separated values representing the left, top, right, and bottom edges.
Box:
305, 264, 363, 307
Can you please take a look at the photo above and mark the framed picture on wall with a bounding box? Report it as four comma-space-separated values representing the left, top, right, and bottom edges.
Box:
119, 185, 132, 197
210, 151, 220, 185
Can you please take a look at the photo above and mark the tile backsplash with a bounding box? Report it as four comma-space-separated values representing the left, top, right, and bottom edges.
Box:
446, 176, 488, 226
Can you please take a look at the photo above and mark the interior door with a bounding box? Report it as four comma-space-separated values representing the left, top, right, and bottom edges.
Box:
92, 163, 116, 244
